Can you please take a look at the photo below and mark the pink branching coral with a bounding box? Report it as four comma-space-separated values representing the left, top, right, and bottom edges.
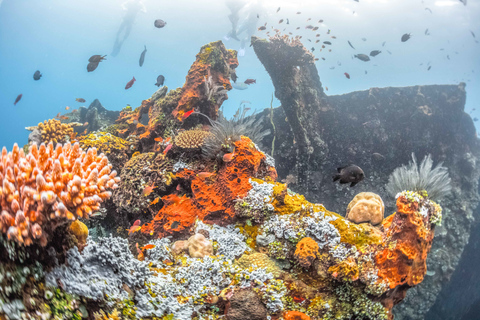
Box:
0, 142, 119, 246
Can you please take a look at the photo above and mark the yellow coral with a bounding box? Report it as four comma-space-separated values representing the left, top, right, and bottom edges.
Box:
70, 220, 88, 251
174, 129, 211, 149
79, 132, 129, 155
235, 252, 282, 277
37, 119, 75, 144
346, 192, 384, 226
94, 309, 121, 320
294, 237, 319, 268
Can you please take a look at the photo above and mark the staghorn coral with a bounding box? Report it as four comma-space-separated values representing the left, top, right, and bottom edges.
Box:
0, 142, 119, 246
37, 118, 76, 144
294, 237, 319, 268
386, 153, 452, 201
174, 129, 211, 150
346, 192, 384, 226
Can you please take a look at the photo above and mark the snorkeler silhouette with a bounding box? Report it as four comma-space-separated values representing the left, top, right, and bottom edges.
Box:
224, 0, 264, 56
111, 0, 146, 57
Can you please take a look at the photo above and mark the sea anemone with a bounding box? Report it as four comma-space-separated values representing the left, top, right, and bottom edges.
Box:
386, 153, 452, 201
201, 106, 270, 159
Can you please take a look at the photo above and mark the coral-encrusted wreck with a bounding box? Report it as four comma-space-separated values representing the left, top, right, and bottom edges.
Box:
1, 40, 444, 320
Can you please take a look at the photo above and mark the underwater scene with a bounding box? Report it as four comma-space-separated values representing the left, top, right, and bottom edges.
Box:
0, 0, 480, 319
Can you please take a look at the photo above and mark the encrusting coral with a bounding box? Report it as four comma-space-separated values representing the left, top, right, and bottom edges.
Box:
0, 142, 119, 246
37, 118, 76, 144
346, 192, 384, 226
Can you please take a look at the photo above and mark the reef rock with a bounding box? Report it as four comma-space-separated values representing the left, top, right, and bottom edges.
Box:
226, 289, 267, 320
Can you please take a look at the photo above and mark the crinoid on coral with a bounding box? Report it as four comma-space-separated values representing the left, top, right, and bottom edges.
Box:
174, 129, 212, 151
37, 118, 77, 144
386, 153, 452, 201
0, 142, 119, 246
201, 106, 271, 159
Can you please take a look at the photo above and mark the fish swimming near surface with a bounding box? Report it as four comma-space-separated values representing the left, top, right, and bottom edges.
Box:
370, 50, 381, 57
154, 19, 167, 28
401, 33, 411, 42
258, 26, 266, 31
76, 98, 86, 103
139, 45, 147, 67
344, 72, 350, 79
33, 70, 42, 80
244, 79, 256, 85
232, 82, 248, 90
425, 28, 430, 35
276, 7, 281, 12
323, 41, 332, 45
88, 55, 106, 63
14, 94, 22, 105
87, 62, 99, 72
333, 165, 365, 187
125, 76, 136, 90
354, 54, 370, 61
347, 40, 355, 49
155, 75, 165, 87
306, 25, 314, 29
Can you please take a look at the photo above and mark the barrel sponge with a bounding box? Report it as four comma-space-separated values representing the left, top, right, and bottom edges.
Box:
346, 192, 384, 226
294, 237, 319, 268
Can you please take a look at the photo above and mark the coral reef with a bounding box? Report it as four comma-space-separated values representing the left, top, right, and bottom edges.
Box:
0, 142, 118, 246
294, 237, 319, 268
346, 192, 384, 226
174, 129, 211, 150
27, 118, 79, 145
252, 34, 480, 319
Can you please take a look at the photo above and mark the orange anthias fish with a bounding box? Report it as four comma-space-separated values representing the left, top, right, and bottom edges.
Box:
141, 244, 156, 250
150, 197, 160, 205
223, 152, 235, 162
65, 106, 70, 110
163, 143, 173, 155
59, 116, 69, 120
83, 122, 89, 126
55, 112, 61, 119
197, 172, 215, 179
181, 109, 195, 121
143, 184, 157, 196
127, 219, 142, 234
154, 137, 163, 142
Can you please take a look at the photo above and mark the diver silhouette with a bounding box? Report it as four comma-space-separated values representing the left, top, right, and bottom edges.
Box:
224, 0, 264, 56
111, 0, 146, 57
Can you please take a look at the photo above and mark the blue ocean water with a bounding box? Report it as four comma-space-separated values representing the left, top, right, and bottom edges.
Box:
0, 0, 479, 148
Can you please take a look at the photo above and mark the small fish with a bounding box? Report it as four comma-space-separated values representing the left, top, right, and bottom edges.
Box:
150, 197, 160, 205
154, 19, 167, 28
88, 55, 106, 63
258, 26, 266, 31
125, 76, 136, 90
329, 66, 335, 69
14, 94, 22, 105
318, 19, 324, 23
316, 34, 320, 37
244, 79, 256, 85
427, 66, 432, 71
474, 117, 478, 122
401, 33, 411, 42
327, 29, 331, 34
83, 122, 89, 126
155, 75, 165, 87
347, 41, 355, 49
370, 50, 381, 57
425, 8, 432, 13
276, 7, 280, 12
65, 106, 70, 110
142, 244, 156, 250
154, 137, 163, 142
306, 25, 314, 29
387, 50, 392, 54
296, 11, 301, 14
425, 29, 429, 36
312, 27, 319, 31
33, 70, 42, 80
59, 116, 69, 120
307, 18, 311, 21
325, 86, 328, 91
354, 54, 370, 61
197, 172, 215, 179
182, 109, 195, 120
76, 98, 86, 103
323, 41, 332, 45
163, 143, 173, 155
459, 0, 466, 5
382, 41, 386, 47
365, 70, 368, 74
314, 58, 319, 61
127, 220, 141, 234
223, 152, 235, 162
344, 72, 350, 79
311, 47, 315, 52
286, 19, 289, 24
331, 36, 337, 39
447, 55, 450, 60
315, 40, 320, 43
333, 165, 364, 187
87, 61, 99, 72
143, 184, 156, 197
279, 19, 283, 24
471, 30, 476, 38
139, 45, 147, 67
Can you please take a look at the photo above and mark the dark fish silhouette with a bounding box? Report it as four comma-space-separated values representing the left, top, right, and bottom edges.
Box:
401, 33, 411, 42
76, 98, 86, 103
382, 41, 386, 47
33, 70, 42, 80
287, 19, 289, 24
14, 94, 22, 106
425, 28, 430, 35
425, 8, 432, 13
87, 61, 99, 72
155, 75, 165, 87
276, 7, 280, 12
427, 66, 432, 71
333, 165, 364, 187
323, 41, 332, 45
139, 45, 147, 67
88, 55, 106, 63
459, 0, 466, 5
354, 54, 370, 61
344, 72, 350, 79
471, 30, 476, 38
370, 50, 381, 57
125, 76, 136, 90
361, 37, 367, 41
347, 40, 355, 49
154, 19, 167, 28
